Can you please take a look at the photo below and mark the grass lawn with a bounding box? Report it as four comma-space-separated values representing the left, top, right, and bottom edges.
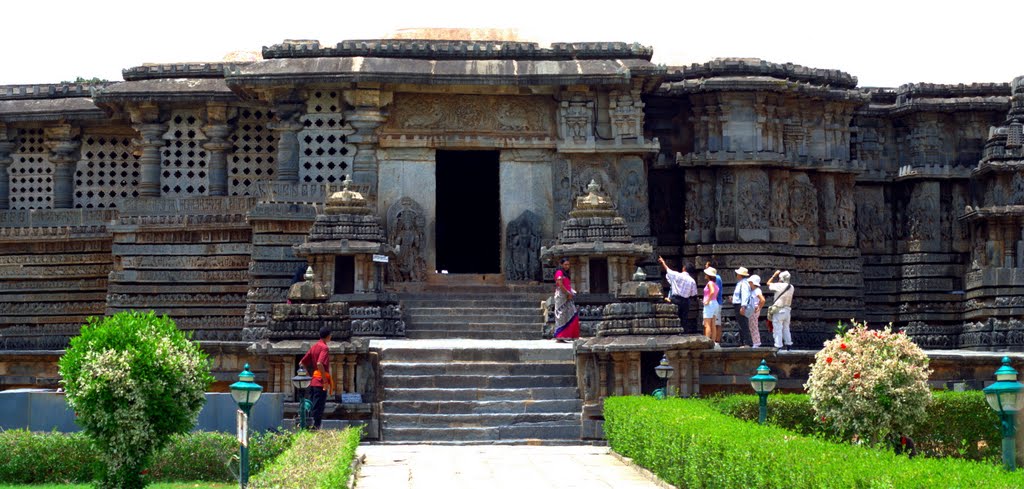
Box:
0, 483, 235, 489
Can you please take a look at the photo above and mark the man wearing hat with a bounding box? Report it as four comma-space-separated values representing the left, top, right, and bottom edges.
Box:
731, 266, 754, 347
766, 270, 795, 350
743, 274, 765, 348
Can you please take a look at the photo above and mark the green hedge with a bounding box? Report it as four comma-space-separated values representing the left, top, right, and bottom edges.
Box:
710, 391, 1002, 461
604, 396, 1024, 489
250, 427, 361, 489
0, 429, 295, 485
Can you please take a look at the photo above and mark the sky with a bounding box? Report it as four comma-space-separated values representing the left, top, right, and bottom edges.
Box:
2, 0, 1021, 88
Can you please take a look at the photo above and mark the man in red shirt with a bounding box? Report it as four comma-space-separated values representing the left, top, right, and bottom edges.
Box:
299, 326, 333, 429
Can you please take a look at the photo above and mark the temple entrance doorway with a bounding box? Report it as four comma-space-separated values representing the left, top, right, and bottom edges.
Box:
435, 150, 501, 274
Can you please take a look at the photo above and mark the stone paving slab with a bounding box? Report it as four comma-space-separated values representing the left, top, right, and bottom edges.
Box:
356, 445, 665, 489
370, 339, 574, 350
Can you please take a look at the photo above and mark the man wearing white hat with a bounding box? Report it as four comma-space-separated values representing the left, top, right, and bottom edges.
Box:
767, 270, 795, 350
731, 266, 753, 347
743, 274, 765, 348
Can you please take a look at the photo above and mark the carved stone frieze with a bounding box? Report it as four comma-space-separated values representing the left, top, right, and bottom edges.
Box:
384, 94, 555, 136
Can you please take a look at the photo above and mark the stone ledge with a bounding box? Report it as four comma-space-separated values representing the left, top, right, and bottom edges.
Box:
665, 58, 858, 89
0, 83, 112, 100
262, 39, 654, 61
121, 63, 242, 81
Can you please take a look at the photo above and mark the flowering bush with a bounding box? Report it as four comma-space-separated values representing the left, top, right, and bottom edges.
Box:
58, 311, 214, 488
805, 320, 931, 445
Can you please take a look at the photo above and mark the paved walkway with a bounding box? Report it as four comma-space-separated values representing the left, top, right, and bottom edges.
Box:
355, 445, 665, 489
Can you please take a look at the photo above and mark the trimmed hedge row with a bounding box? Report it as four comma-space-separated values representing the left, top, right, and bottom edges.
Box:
250, 427, 361, 489
710, 391, 1002, 461
604, 396, 1024, 489
0, 429, 295, 485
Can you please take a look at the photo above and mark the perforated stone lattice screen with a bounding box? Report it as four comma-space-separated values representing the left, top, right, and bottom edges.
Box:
10, 128, 53, 209
74, 133, 140, 208
299, 90, 355, 184
161, 110, 209, 196
229, 108, 276, 195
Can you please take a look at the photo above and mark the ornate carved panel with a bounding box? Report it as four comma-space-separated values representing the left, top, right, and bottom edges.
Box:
505, 210, 542, 281
229, 108, 276, 195
384, 94, 555, 136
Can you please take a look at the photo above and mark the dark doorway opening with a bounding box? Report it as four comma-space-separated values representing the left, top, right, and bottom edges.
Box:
334, 256, 355, 294
436, 150, 501, 274
589, 258, 609, 294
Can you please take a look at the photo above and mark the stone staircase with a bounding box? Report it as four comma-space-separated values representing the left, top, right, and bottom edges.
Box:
399, 283, 549, 340
375, 339, 582, 444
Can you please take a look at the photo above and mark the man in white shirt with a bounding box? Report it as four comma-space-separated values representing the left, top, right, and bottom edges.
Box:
658, 256, 698, 333
766, 270, 795, 350
731, 267, 753, 347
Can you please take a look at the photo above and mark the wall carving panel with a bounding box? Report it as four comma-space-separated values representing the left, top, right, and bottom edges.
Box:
385, 93, 555, 135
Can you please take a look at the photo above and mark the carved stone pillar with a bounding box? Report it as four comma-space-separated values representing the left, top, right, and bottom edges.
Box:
44, 125, 81, 209
269, 102, 304, 183
1004, 223, 1016, 268
135, 124, 168, 197
202, 124, 233, 196
345, 354, 357, 393
0, 126, 14, 210
344, 88, 391, 190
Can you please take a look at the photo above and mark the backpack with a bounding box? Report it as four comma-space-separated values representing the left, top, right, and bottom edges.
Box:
767, 284, 793, 318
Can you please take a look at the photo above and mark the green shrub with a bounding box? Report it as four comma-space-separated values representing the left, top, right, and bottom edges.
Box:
604, 396, 1024, 489
248, 430, 298, 477
710, 391, 1002, 461
59, 311, 214, 488
806, 321, 932, 445
250, 427, 361, 489
0, 430, 100, 484
0, 430, 294, 485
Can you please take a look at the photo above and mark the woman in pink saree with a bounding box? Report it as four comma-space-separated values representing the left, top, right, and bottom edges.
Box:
553, 258, 580, 341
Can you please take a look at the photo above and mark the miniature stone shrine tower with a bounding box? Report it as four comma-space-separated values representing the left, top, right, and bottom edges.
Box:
541, 180, 652, 334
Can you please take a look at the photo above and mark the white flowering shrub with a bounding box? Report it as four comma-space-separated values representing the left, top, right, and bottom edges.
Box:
59, 311, 213, 488
805, 320, 932, 445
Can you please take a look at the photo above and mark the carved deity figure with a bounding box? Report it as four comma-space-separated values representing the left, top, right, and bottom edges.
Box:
388, 197, 426, 282
618, 170, 644, 224
505, 211, 542, 281
905, 185, 937, 242
737, 170, 769, 228
837, 188, 855, 232
789, 173, 818, 241
717, 170, 735, 227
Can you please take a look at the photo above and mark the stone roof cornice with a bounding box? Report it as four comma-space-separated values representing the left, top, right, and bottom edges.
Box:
262, 39, 654, 61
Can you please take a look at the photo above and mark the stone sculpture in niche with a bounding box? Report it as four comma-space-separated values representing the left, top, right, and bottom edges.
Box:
905, 186, 937, 242
789, 173, 818, 243
717, 169, 735, 228
559, 92, 594, 143
1013, 171, 1024, 205
505, 211, 542, 281
388, 197, 426, 282
617, 169, 647, 233
738, 170, 769, 226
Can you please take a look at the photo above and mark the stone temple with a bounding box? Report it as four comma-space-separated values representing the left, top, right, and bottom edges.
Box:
1, 36, 1023, 442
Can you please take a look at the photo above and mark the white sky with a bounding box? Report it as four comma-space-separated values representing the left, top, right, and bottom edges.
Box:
2, 0, 1021, 88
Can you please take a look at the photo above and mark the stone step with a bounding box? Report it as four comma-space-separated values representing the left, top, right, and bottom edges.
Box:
382, 399, 582, 414
406, 316, 540, 326
374, 342, 574, 363
383, 387, 579, 402
383, 412, 579, 428
381, 422, 581, 442
405, 307, 540, 317
402, 299, 544, 308
405, 330, 541, 340
404, 321, 541, 330
383, 374, 577, 389
381, 362, 574, 376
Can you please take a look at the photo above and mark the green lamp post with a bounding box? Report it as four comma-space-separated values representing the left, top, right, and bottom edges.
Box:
654, 355, 675, 399
229, 364, 263, 488
749, 359, 778, 424
983, 356, 1023, 471
291, 365, 312, 430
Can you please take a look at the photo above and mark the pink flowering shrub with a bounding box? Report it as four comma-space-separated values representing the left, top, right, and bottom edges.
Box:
805, 320, 931, 445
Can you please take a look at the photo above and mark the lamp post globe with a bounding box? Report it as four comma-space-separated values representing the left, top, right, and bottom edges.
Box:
749, 359, 778, 424
229, 364, 263, 488
983, 357, 1023, 471
654, 354, 674, 399
291, 366, 313, 429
